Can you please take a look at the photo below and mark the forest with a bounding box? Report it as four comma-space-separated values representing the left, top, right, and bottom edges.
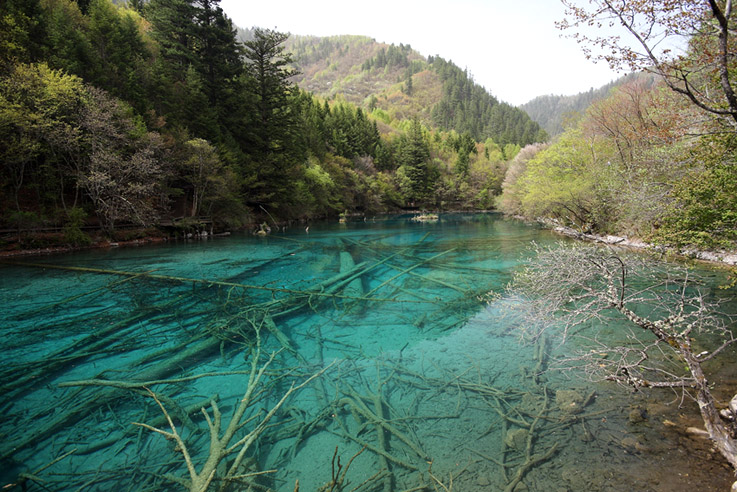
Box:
0, 0, 545, 250
2, 0, 735, 257
499, 1, 737, 254
2, 1, 737, 490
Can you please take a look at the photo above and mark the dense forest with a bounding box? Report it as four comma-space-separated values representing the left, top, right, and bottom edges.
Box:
499, 2, 737, 253
288, 35, 546, 146
521, 76, 625, 136
2, 0, 735, 258
0, 0, 546, 250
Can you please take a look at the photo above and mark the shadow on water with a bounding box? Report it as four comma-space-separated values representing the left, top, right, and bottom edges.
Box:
0, 213, 733, 491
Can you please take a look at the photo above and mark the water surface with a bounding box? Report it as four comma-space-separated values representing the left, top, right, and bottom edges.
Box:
0, 213, 732, 491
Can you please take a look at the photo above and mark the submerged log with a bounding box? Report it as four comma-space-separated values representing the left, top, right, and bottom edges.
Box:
0, 335, 223, 461
1, 254, 378, 462
5, 261, 390, 304
339, 251, 364, 299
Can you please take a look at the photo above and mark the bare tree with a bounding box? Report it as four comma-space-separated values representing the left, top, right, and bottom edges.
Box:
79, 87, 166, 234
508, 243, 737, 477
178, 138, 224, 218
558, 0, 737, 129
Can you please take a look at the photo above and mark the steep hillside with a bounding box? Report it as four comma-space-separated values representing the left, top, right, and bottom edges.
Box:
288, 36, 425, 105
285, 35, 546, 146
521, 72, 658, 136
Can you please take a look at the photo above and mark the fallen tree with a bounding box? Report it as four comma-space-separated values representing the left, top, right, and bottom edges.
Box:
507, 243, 737, 484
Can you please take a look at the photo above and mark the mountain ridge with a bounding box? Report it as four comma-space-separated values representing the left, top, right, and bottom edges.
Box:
260, 32, 548, 146
520, 72, 658, 136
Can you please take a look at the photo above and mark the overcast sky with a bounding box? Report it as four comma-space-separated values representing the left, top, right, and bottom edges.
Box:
219, 0, 624, 106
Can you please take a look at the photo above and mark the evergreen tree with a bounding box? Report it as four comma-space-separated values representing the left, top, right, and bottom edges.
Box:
453, 132, 476, 178
86, 0, 150, 111
0, 0, 48, 67
242, 28, 301, 205
144, 0, 243, 141
395, 119, 436, 204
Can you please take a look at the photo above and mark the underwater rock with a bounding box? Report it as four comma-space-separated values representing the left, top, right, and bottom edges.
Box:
628, 406, 648, 424
556, 389, 584, 414
621, 436, 647, 453
476, 475, 491, 487
505, 428, 529, 451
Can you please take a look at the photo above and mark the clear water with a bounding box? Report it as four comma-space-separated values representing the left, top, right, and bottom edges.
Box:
0, 213, 733, 491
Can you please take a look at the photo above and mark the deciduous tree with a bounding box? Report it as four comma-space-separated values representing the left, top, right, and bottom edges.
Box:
179, 138, 223, 217
559, 0, 737, 128
509, 244, 737, 481
79, 88, 165, 233
0, 62, 86, 212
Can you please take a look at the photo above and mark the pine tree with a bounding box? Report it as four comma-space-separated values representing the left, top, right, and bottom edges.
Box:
396, 119, 436, 203
242, 28, 301, 205
145, 0, 243, 141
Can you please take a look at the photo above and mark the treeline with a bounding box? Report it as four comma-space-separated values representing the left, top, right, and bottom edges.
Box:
1, 0, 529, 246
361, 43, 413, 71
430, 57, 547, 146
520, 73, 655, 136
499, 77, 737, 250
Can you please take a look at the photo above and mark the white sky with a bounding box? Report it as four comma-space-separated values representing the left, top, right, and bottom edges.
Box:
219, 0, 624, 106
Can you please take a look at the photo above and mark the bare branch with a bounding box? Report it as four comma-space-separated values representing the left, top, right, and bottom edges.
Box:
506, 243, 737, 471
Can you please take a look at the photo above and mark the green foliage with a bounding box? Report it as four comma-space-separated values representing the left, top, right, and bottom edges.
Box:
10, 0, 698, 240
361, 43, 412, 71
85, 0, 150, 108
513, 129, 613, 231
295, 157, 340, 217
0, 62, 86, 212
500, 67, 737, 252
40, 0, 94, 77
430, 56, 547, 147
449, 132, 476, 177
178, 138, 225, 217
0, 0, 47, 66
62, 206, 92, 246
242, 27, 302, 206
8, 210, 44, 234
497, 143, 548, 214
146, 0, 244, 141
653, 135, 737, 249
394, 120, 438, 205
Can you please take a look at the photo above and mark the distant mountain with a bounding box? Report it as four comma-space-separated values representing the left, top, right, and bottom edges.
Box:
521, 73, 658, 136
281, 34, 546, 146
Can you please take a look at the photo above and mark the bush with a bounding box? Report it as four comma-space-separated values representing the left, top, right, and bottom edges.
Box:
62, 207, 92, 246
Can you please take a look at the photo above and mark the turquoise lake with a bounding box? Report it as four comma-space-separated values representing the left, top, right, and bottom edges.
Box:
0, 213, 733, 491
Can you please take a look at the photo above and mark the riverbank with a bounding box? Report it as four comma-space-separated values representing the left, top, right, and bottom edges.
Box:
525, 217, 737, 267
0, 234, 170, 258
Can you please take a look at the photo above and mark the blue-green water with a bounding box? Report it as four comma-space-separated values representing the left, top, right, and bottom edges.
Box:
0, 214, 733, 491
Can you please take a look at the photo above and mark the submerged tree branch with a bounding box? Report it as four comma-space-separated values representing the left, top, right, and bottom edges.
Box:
507, 243, 737, 471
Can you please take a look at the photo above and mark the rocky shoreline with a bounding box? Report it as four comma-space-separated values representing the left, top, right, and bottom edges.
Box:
541, 219, 737, 267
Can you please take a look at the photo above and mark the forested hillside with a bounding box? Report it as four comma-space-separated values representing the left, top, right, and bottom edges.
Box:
287, 35, 547, 146
499, 2, 737, 252
521, 73, 657, 136
0, 0, 546, 250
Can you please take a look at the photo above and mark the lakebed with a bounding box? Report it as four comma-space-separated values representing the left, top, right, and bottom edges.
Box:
0, 213, 734, 491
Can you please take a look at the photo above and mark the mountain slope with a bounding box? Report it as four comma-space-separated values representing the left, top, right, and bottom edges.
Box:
284, 34, 547, 146
521, 72, 658, 136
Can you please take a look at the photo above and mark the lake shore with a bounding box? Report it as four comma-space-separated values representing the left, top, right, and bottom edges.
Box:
518, 216, 737, 267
